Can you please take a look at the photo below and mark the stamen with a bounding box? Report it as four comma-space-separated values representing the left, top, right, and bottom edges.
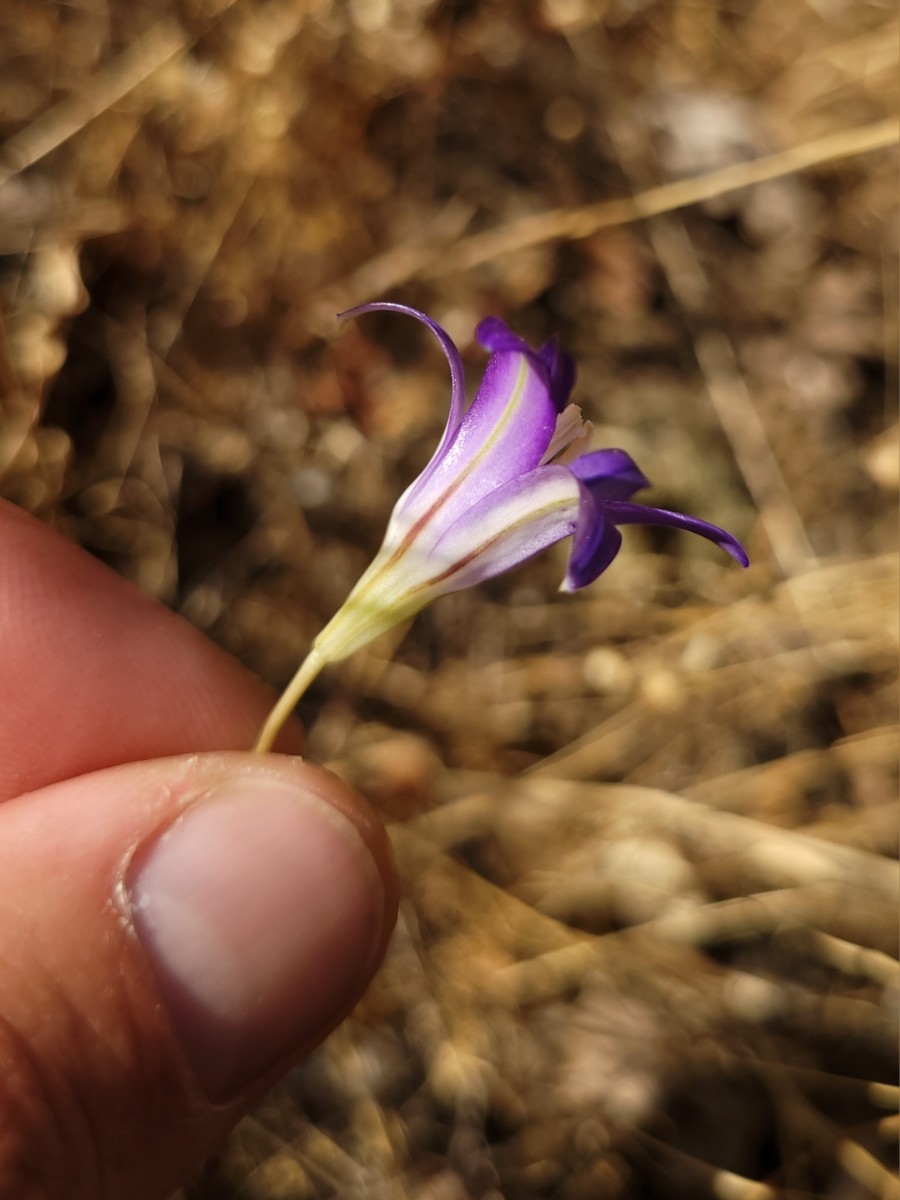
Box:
541, 404, 592, 465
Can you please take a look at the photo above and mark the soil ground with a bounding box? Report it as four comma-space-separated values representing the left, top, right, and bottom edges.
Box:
1, 1, 897, 1196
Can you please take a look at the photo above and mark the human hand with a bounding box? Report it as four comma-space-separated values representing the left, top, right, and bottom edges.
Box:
0, 499, 399, 1199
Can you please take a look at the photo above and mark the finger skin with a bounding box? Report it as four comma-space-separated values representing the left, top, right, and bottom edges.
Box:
0, 503, 398, 1198
0, 499, 301, 801
0, 753, 398, 1200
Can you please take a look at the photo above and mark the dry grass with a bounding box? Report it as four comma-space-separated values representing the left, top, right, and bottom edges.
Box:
1, 0, 897, 1196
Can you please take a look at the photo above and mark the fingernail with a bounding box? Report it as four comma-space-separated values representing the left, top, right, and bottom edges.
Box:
127, 770, 390, 1101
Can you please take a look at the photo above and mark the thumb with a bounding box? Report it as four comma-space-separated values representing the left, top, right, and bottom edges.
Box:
0, 751, 398, 1200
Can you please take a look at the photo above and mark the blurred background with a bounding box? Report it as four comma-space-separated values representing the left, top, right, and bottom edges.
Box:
1, 0, 897, 1196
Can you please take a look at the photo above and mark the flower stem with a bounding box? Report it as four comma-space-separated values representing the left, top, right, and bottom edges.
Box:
254, 648, 324, 753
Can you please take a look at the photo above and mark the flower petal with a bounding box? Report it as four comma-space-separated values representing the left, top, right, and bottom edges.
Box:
563, 483, 623, 591
476, 318, 575, 411
388, 345, 558, 550
475, 316, 533, 357
536, 336, 576, 411
340, 301, 467, 458
569, 449, 650, 499
605, 500, 750, 565
425, 464, 580, 591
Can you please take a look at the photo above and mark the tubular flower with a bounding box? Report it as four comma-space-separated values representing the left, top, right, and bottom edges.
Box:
255, 302, 747, 751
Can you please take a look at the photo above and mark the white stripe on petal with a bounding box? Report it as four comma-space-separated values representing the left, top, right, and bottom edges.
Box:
425, 465, 580, 592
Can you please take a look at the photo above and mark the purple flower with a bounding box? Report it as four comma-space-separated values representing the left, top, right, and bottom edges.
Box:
254, 302, 747, 750
329, 302, 745, 640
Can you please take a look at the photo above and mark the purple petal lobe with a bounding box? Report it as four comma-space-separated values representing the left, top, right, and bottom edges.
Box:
569, 449, 651, 500
340, 301, 467, 454
564, 483, 623, 590
537, 336, 576, 411
475, 317, 534, 357
476, 319, 576, 412
605, 501, 750, 566
425, 465, 580, 591
390, 346, 558, 545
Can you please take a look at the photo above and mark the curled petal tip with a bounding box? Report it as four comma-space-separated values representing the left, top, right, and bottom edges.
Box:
605, 500, 749, 566
341, 300, 468, 459
725, 540, 751, 568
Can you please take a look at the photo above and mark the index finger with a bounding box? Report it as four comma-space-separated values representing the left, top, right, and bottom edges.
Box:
0, 500, 301, 802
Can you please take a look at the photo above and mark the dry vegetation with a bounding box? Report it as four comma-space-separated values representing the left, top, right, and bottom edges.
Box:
1, 0, 898, 1196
